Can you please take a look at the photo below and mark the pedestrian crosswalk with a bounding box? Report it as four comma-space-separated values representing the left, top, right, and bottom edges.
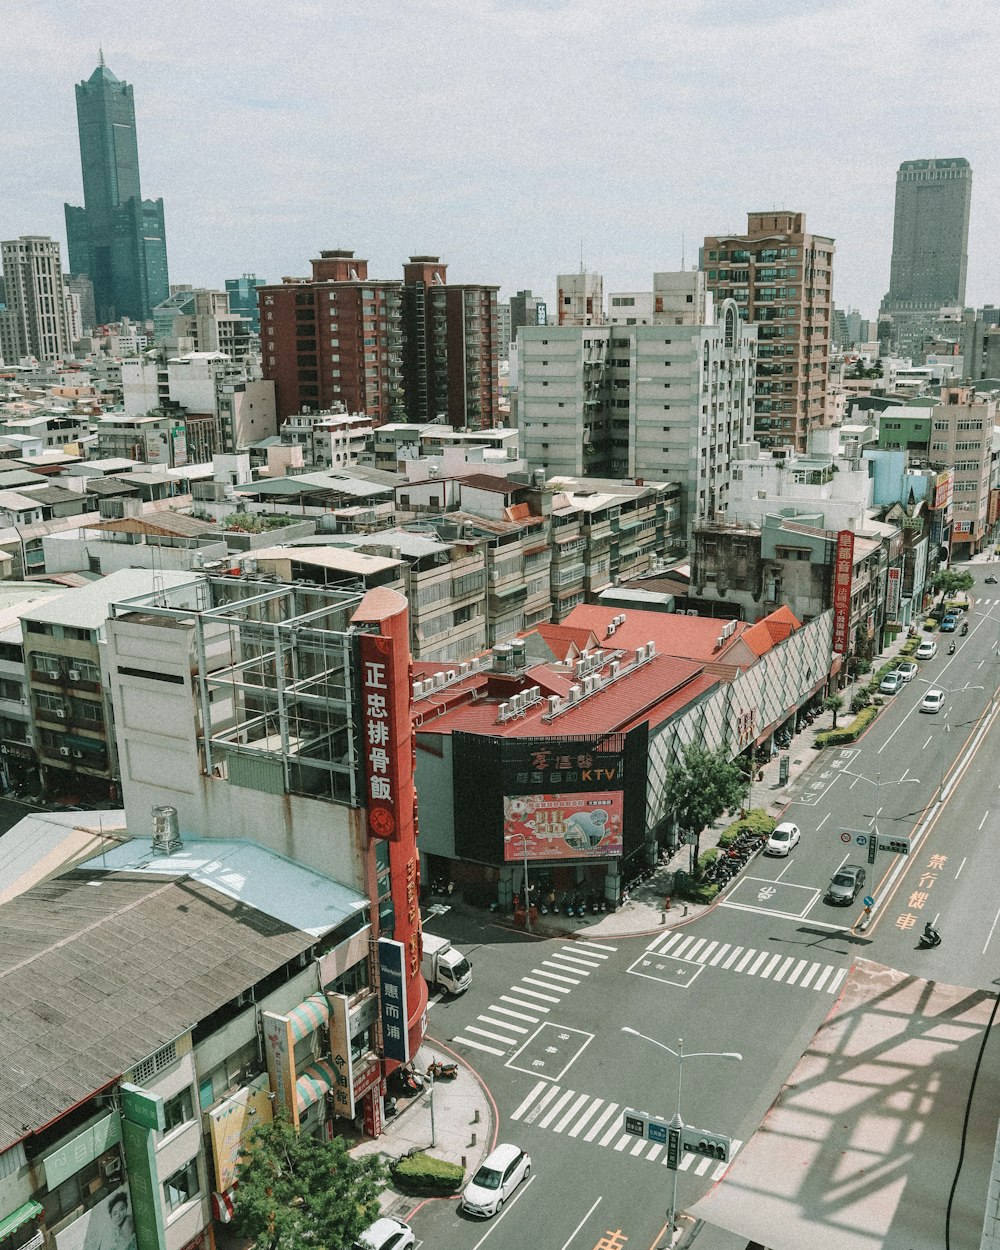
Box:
632, 930, 848, 995
510, 1080, 742, 1179
451, 941, 616, 1056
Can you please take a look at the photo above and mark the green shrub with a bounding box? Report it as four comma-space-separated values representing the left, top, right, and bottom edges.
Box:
849, 690, 871, 715
814, 705, 879, 748
392, 1152, 465, 1195
718, 809, 774, 847
672, 871, 720, 903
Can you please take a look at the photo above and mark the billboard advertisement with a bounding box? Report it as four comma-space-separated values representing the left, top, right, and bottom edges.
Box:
503, 792, 624, 860
55, 1187, 137, 1250
358, 633, 400, 840
832, 529, 854, 654
208, 1076, 274, 1192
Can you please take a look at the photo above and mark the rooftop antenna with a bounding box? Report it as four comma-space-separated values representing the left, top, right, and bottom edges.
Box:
681, 231, 686, 271
99, 46, 105, 67
580, 239, 584, 275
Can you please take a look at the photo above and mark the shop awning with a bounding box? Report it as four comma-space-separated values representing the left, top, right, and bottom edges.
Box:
295, 1059, 338, 1113
287, 993, 330, 1041
212, 1184, 238, 1225
0, 1201, 42, 1240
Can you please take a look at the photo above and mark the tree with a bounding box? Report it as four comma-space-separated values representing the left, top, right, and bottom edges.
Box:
664, 743, 746, 865
823, 694, 844, 729
233, 1114, 386, 1250
929, 569, 974, 601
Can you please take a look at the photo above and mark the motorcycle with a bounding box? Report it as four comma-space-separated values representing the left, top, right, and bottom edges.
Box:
918, 922, 941, 949
389, 1064, 425, 1095
948, 641, 956, 654
427, 1058, 458, 1080
961, 621, 969, 635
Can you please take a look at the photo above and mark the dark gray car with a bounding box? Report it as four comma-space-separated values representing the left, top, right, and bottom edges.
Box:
827, 863, 865, 905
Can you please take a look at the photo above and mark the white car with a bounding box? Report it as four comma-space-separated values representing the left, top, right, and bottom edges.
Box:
765, 821, 801, 857
916, 639, 937, 660
896, 661, 918, 682
355, 1217, 415, 1250
920, 689, 945, 714
461, 1143, 531, 1218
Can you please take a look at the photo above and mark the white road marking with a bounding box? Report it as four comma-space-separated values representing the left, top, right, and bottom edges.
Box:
553, 950, 603, 968
799, 963, 820, 989
759, 953, 783, 979
535, 964, 583, 984
470, 1174, 535, 1249
510, 1081, 547, 1120
817, 812, 830, 829
584, 1102, 619, 1142
980, 810, 989, 829
772, 956, 795, 982
734, 949, 757, 972
746, 951, 769, 976
517, 981, 563, 1001
454, 1036, 505, 1056
499, 994, 547, 1015
553, 1093, 590, 1133
983, 904, 1000, 955
576, 940, 617, 952
722, 946, 745, 969
558, 1197, 603, 1250
492, 1004, 539, 1023
568, 1098, 604, 1138
955, 857, 967, 879
599, 1116, 624, 1147
465, 1024, 515, 1044
478, 1014, 529, 1034
785, 959, 807, 985
539, 1088, 576, 1128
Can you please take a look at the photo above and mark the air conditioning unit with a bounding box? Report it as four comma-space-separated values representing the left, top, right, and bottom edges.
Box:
547, 694, 561, 714
609, 661, 620, 678
71, 750, 84, 760
55, 709, 67, 719
45, 671, 60, 681
58, 746, 71, 757
100, 1158, 122, 1181
68, 669, 81, 681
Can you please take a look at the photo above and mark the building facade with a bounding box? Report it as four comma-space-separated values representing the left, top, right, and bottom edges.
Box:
703, 211, 834, 452
64, 59, 169, 322
0, 237, 71, 362
557, 271, 604, 325
225, 273, 267, 334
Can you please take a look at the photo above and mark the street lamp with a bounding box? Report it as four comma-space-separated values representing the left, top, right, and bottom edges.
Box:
504, 831, 532, 933
621, 1027, 742, 1245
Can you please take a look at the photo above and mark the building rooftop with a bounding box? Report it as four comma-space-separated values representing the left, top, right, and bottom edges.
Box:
86, 510, 218, 539
253, 545, 401, 575
18, 568, 197, 630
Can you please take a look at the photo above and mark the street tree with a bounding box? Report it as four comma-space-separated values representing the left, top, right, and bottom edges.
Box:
232, 1114, 386, 1250
823, 694, 844, 728
929, 569, 974, 602
665, 742, 746, 862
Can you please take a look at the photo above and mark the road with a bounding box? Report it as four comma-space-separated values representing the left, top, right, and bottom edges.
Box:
412, 568, 1000, 1250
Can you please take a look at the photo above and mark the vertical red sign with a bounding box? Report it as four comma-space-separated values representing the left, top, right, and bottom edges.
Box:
359, 633, 398, 839
832, 529, 854, 654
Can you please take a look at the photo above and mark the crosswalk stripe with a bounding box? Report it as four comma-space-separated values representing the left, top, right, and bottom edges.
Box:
685, 937, 708, 961
538, 1089, 576, 1128
511, 1081, 548, 1121
492, 1004, 539, 1023
454, 1036, 505, 1056
568, 1098, 604, 1138
772, 955, 795, 982
553, 1093, 590, 1133
500, 994, 546, 1015
522, 1085, 561, 1122
710, 943, 732, 966
560, 945, 608, 963
697, 940, 720, 963
647, 1142, 663, 1162
649, 931, 680, 955
614, 1133, 632, 1152
722, 945, 744, 969
746, 951, 769, 976
534, 965, 582, 985
576, 940, 617, 952
812, 965, 832, 992
465, 1024, 514, 1044
543, 957, 591, 976
629, 1137, 647, 1156
759, 953, 783, 979
826, 967, 847, 995
799, 963, 820, 989
599, 1114, 625, 1147
672, 935, 698, 959
478, 1014, 529, 1034
585, 1102, 619, 1142
692, 1156, 713, 1176
517, 981, 563, 1001
735, 949, 757, 972
785, 958, 807, 985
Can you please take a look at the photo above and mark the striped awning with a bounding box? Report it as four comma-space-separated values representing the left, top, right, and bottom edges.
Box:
295, 1058, 338, 1113
287, 993, 330, 1041
211, 1185, 238, 1225
0, 1201, 42, 1241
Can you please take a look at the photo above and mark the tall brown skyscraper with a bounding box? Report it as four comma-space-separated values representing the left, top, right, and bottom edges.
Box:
703, 212, 834, 452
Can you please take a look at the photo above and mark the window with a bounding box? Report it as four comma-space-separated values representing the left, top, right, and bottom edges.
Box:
163, 1159, 200, 1213
162, 1086, 194, 1135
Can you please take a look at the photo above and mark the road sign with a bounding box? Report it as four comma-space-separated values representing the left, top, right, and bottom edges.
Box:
868, 834, 878, 865
840, 832, 851, 843
680, 1125, 732, 1163
863, 895, 874, 907
666, 1125, 681, 1169
623, 1108, 672, 1142
624, 1112, 646, 1137
877, 835, 911, 855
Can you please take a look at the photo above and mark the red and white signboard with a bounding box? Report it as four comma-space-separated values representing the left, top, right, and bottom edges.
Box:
886, 566, 902, 619
359, 633, 399, 839
832, 529, 854, 655
503, 792, 624, 860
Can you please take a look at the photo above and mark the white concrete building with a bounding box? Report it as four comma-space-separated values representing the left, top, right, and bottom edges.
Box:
557, 270, 604, 325
0, 236, 70, 363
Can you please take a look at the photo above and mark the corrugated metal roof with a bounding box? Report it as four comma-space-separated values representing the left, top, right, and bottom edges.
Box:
0, 872, 317, 1152
0, 810, 127, 905
85, 510, 217, 538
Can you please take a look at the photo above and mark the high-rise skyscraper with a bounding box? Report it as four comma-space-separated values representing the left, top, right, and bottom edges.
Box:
0, 236, 71, 362
879, 158, 972, 355
703, 211, 834, 453
64, 56, 169, 324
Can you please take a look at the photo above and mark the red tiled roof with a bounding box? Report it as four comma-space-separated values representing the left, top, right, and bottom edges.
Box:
562, 604, 748, 661
530, 622, 600, 659
457, 474, 518, 493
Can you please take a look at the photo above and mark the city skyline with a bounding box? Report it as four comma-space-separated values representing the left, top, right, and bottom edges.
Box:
2, 0, 998, 322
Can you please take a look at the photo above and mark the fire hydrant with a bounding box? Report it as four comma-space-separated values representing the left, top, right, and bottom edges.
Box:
664, 895, 672, 911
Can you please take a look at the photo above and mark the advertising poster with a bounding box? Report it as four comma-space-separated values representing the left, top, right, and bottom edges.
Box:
358, 633, 399, 840
208, 1076, 274, 1192
503, 792, 624, 860
832, 529, 854, 655
55, 1187, 137, 1250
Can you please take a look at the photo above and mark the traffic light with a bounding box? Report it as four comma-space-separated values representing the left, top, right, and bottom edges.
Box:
681, 1126, 731, 1162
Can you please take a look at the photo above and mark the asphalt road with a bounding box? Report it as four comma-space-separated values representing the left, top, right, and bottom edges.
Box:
412, 568, 1000, 1250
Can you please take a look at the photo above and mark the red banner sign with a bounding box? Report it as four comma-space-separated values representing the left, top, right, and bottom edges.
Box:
832, 529, 854, 655
885, 565, 902, 619
503, 792, 624, 860
359, 633, 399, 839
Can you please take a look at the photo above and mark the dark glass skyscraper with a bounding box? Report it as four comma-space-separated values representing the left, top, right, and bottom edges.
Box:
64, 57, 168, 324
883, 158, 972, 310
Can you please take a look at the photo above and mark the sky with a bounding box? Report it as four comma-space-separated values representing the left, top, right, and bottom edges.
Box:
4, 0, 999, 321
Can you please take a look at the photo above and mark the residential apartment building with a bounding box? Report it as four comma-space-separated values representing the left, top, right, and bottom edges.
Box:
509, 289, 548, 343
607, 272, 712, 327
517, 299, 756, 533
170, 289, 255, 360
557, 270, 604, 325
400, 256, 500, 429
703, 211, 834, 452
928, 386, 996, 557
258, 250, 405, 423
279, 406, 374, 468
0, 236, 71, 363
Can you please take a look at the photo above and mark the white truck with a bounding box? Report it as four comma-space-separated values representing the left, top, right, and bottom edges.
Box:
421, 932, 472, 995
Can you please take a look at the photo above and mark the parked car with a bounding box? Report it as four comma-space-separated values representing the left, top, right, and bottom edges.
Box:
765, 821, 802, 857
355, 1217, 415, 1250
879, 672, 904, 695
916, 639, 937, 659
461, 1143, 531, 1218
939, 615, 957, 632
895, 661, 918, 682
920, 689, 945, 714
827, 863, 866, 905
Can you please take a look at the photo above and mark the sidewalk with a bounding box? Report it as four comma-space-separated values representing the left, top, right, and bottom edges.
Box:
350, 1042, 495, 1221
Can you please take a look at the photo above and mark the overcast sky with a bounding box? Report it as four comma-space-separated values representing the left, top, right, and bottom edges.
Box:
4, 0, 998, 321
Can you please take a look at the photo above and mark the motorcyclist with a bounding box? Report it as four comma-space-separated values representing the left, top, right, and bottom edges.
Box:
922, 921, 941, 946
961, 620, 969, 635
